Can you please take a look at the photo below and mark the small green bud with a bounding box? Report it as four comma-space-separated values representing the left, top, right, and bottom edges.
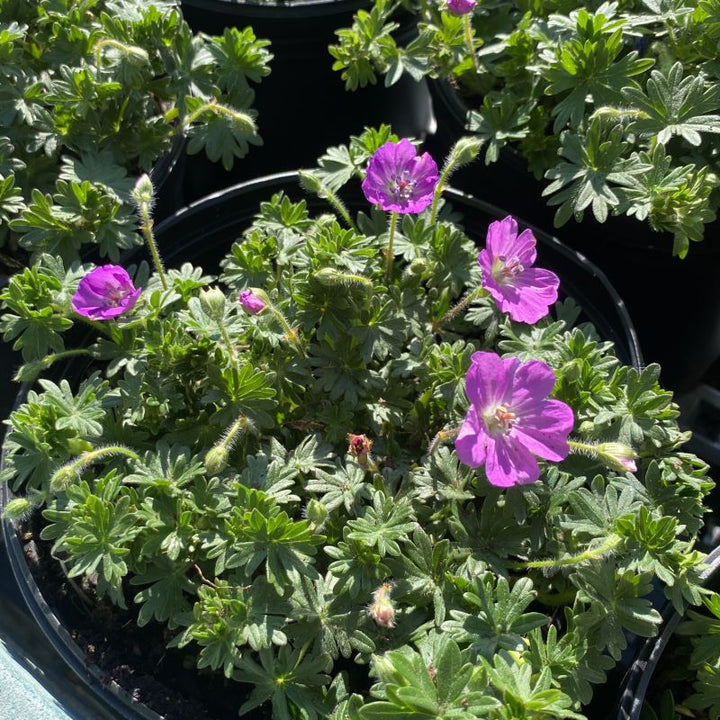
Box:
407, 259, 429, 276
199, 287, 227, 323
305, 499, 328, 529
446, 136, 484, 169
204, 445, 229, 475
132, 173, 155, 206
67, 438, 94, 455
50, 464, 78, 492
14, 359, 48, 382
298, 170, 323, 194
2, 497, 34, 520
313, 268, 372, 292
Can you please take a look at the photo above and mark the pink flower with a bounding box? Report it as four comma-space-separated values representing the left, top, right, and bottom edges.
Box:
361, 139, 439, 214
71, 265, 141, 320
446, 0, 476, 15
455, 351, 574, 487
479, 216, 560, 324
239, 289, 267, 314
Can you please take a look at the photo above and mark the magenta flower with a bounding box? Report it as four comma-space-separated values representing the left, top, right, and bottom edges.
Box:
446, 0, 476, 14
455, 351, 574, 487
239, 289, 267, 315
361, 139, 439, 214
71, 265, 141, 320
479, 216, 560, 324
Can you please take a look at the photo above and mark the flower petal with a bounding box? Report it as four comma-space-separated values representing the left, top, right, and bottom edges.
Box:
512, 396, 574, 460
485, 435, 540, 486
485, 216, 519, 259
465, 351, 518, 407
455, 406, 488, 468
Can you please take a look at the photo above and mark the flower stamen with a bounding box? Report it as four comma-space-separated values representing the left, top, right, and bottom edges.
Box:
484, 404, 517, 434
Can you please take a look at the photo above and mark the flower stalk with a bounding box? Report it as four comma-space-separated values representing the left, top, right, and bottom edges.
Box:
463, 15, 480, 74
385, 211, 399, 284
204, 415, 254, 475
432, 286, 487, 332
181, 101, 256, 136
93, 38, 149, 70
50, 445, 141, 492
507, 534, 622, 571
429, 137, 483, 224
132, 174, 168, 291
298, 170, 357, 231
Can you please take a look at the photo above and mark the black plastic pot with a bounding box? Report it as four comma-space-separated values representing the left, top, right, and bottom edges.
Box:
1, 170, 642, 719
176, 0, 434, 203
615, 543, 720, 720
426, 78, 720, 395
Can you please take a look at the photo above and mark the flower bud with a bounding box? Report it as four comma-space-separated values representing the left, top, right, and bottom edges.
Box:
298, 170, 323, 194
239, 289, 267, 315
305, 499, 328, 529
368, 582, 396, 629
597, 442, 637, 473
50, 464, 78, 492
407, 259, 429, 276
2, 497, 34, 520
67, 439, 94, 455
313, 268, 373, 292
347, 433, 373, 466
446, 136, 484, 167
199, 287, 227, 322
446, 0, 476, 15
204, 445, 230, 475
132, 173, 154, 206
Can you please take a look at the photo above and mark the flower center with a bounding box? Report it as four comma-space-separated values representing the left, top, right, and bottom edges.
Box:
105, 283, 130, 307
390, 171, 415, 201
492, 255, 524, 283
484, 405, 517, 435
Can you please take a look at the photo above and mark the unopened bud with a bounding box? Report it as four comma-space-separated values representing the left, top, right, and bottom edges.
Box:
446, 136, 484, 168
2, 497, 34, 520
204, 445, 229, 475
313, 268, 372, 292
298, 170, 323, 194
407, 259, 429, 276
368, 582, 396, 629
347, 433, 373, 466
50, 464, 79, 492
239, 289, 267, 315
597, 442, 637, 473
305, 499, 328, 529
132, 173, 154, 206
66, 439, 94, 455
199, 287, 227, 322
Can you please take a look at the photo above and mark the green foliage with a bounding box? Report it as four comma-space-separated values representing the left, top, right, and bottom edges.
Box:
0, 127, 713, 718
0, 0, 271, 261
332, 0, 720, 253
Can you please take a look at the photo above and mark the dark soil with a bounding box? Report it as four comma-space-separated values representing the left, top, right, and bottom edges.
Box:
17, 510, 271, 720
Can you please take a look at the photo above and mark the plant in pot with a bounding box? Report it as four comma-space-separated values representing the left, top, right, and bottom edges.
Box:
331, 0, 720, 394
615, 545, 720, 720
0, 0, 272, 274
0, 127, 714, 720
173, 0, 434, 201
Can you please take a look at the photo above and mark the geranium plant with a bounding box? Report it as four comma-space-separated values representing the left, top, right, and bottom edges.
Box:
0, 0, 271, 268
331, 0, 720, 257
0, 127, 715, 719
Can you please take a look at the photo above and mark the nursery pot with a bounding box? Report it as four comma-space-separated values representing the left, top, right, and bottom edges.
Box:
176, 0, 434, 202
426, 78, 720, 395
615, 543, 720, 720
1, 171, 642, 719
